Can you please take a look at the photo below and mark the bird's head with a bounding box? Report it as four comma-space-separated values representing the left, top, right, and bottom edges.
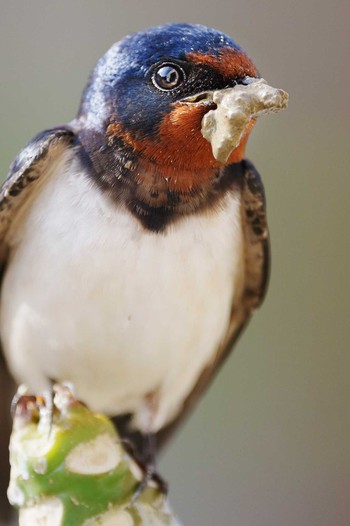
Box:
78, 24, 259, 175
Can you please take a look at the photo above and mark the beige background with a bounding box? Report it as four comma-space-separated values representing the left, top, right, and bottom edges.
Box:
0, 1, 349, 525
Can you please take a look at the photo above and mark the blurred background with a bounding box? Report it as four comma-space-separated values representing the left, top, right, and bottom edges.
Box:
0, 1, 349, 525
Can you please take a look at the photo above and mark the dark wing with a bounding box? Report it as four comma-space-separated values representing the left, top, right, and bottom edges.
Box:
0, 127, 76, 264
0, 126, 75, 520
156, 158, 270, 449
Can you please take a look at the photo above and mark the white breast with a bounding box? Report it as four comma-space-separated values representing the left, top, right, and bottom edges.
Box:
0, 152, 245, 432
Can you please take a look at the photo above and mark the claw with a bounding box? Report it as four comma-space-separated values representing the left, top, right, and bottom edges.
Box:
11, 384, 29, 418
130, 464, 168, 506
129, 432, 168, 505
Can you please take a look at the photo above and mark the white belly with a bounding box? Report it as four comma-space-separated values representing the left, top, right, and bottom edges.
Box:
0, 153, 244, 432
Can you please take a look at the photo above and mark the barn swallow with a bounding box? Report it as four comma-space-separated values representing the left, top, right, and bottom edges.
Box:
0, 22, 287, 515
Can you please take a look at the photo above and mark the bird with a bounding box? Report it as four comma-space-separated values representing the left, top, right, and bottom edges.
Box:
0, 22, 280, 518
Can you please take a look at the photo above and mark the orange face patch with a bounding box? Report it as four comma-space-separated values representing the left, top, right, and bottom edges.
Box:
107, 103, 216, 172
107, 100, 254, 193
187, 47, 258, 80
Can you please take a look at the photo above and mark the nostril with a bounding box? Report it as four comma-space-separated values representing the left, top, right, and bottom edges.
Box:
192, 93, 209, 103
181, 91, 214, 104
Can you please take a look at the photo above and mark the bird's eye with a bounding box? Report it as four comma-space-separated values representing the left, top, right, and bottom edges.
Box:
152, 63, 185, 91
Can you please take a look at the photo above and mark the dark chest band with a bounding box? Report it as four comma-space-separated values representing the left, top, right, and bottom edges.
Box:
75, 132, 244, 232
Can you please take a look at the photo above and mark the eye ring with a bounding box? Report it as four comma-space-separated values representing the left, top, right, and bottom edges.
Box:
151, 63, 186, 92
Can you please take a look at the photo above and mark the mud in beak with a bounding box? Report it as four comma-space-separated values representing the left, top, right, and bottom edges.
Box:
190, 77, 289, 163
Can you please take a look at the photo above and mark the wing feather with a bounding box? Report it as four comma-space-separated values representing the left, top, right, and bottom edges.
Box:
0, 127, 75, 249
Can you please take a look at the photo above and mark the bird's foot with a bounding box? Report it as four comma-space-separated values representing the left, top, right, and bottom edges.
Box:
11, 382, 75, 436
